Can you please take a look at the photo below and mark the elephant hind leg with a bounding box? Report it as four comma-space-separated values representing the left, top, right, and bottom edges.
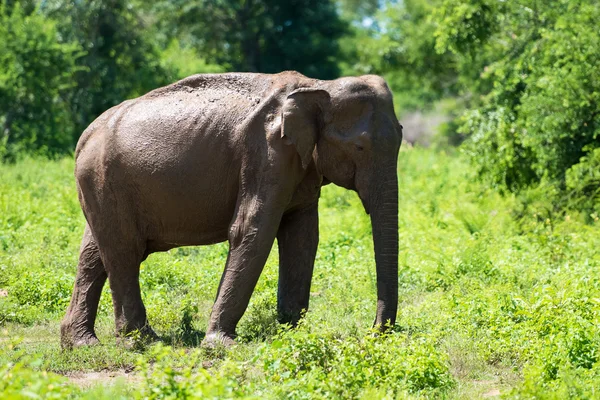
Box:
61, 224, 107, 349
100, 237, 157, 342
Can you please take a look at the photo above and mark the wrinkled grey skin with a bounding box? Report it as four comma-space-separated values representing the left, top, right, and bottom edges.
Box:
60, 71, 402, 348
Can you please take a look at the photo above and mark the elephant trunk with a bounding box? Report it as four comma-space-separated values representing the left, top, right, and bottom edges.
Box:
370, 163, 399, 330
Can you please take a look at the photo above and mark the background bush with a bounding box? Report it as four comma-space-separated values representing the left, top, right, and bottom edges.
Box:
433, 0, 600, 209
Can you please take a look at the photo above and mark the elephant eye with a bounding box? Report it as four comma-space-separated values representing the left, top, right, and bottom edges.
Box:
355, 144, 364, 151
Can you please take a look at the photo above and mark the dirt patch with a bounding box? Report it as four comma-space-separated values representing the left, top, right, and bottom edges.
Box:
471, 381, 501, 398
0, 289, 8, 297
471, 380, 497, 385
483, 388, 501, 397
65, 369, 139, 388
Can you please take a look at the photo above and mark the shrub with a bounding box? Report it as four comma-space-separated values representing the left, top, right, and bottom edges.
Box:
565, 146, 600, 215
435, 0, 600, 207
261, 330, 455, 398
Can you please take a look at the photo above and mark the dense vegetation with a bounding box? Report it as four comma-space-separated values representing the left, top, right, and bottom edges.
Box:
2, 0, 598, 206
1, 149, 599, 398
1, 0, 599, 398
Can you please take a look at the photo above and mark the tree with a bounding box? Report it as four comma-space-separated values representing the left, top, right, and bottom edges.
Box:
0, 3, 82, 160
153, 0, 347, 79
339, 0, 460, 111
434, 1, 600, 192
337, 0, 379, 23
42, 0, 170, 133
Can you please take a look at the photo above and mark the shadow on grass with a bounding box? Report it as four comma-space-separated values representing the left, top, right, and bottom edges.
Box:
159, 329, 206, 348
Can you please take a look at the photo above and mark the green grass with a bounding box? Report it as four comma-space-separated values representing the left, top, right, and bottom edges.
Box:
1, 148, 599, 398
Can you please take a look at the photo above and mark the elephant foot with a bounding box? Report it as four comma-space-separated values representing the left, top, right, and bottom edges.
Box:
117, 323, 160, 349
60, 321, 101, 349
277, 310, 303, 327
201, 332, 236, 349
73, 334, 101, 348
139, 324, 159, 341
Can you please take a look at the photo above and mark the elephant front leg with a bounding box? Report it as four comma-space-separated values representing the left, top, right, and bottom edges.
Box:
203, 201, 283, 347
277, 203, 319, 326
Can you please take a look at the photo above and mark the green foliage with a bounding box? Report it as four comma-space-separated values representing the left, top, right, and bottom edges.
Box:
136, 344, 250, 399
237, 291, 279, 343
0, 3, 82, 160
152, 0, 347, 79
0, 335, 77, 398
337, 0, 379, 21
512, 364, 600, 399
9, 270, 72, 314
341, 0, 460, 111
565, 147, 600, 214
42, 0, 170, 133
341, 0, 600, 212
0, 157, 82, 323
260, 329, 454, 397
434, 0, 600, 205
134, 330, 453, 399
433, 0, 502, 56
0, 1, 174, 161
1, 361, 73, 398
159, 39, 225, 80
2, 149, 600, 397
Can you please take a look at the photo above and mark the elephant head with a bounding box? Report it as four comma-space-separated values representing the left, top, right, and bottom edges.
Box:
281, 75, 402, 329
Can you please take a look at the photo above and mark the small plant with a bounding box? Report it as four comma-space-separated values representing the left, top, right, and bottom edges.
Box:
237, 292, 279, 343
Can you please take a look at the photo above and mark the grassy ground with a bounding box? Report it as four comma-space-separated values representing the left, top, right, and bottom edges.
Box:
1, 147, 599, 399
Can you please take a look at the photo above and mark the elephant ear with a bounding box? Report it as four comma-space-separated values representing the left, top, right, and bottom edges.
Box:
281, 88, 330, 169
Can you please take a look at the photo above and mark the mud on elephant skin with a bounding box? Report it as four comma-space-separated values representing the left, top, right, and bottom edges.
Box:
60, 71, 403, 349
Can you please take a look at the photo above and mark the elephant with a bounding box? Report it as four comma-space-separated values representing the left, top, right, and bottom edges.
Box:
60, 71, 402, 348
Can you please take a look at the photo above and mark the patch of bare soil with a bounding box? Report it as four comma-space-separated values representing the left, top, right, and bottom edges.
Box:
482, 388, 501, 397
0, 289, 8, 297
471, 380, 501, 398
65, 369, 139, 388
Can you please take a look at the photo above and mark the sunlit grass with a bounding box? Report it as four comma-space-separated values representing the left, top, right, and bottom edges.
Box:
1, 148, 599, 398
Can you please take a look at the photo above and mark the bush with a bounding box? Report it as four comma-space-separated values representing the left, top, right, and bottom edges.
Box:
260, 329, 455, 398
350, 0, 600, 212
565, 146, 600, 215
435, 0, 600, 207
134, 330, 454, 399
